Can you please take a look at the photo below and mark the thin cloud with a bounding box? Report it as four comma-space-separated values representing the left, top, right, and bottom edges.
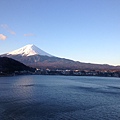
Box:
1, 24, 16, 35
0, 34, 7, 40
24, 33, 34, 36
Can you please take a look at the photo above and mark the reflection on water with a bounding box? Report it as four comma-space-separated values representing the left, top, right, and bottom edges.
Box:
0, 75, 120, 120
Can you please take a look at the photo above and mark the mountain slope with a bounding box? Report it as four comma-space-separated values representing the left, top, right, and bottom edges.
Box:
1, 44, 120, 70
2, 54, 120, 70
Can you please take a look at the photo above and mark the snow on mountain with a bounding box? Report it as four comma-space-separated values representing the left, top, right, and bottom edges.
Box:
7, 44, 53, 57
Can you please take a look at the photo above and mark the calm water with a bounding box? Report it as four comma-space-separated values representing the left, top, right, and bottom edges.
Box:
0, 75, 120, 120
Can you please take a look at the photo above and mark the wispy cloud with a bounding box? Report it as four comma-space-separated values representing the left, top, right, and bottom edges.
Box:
1, 24, 16, 35
0, 34, 7, 40
24, 33, 34, 36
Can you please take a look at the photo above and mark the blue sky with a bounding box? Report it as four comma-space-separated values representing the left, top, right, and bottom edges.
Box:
0, 0, 120, 65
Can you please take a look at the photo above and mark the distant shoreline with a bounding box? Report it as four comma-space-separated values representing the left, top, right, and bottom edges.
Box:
0, 73, 120, 78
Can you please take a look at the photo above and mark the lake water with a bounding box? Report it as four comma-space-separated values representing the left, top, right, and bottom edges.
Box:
0, 75, 120, 120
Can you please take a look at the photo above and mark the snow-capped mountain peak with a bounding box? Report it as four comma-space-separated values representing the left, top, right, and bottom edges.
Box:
7, 44, 53, 57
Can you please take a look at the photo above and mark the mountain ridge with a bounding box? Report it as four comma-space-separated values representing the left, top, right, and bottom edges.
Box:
0, 57, 34, 74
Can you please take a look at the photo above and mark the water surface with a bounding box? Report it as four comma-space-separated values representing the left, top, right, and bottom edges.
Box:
0, 75, 120, 120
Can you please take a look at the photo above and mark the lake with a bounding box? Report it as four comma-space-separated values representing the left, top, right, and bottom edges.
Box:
0, 75, 120, 120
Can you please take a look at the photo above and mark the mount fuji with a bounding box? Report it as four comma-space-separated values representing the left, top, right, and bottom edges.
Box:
1, 44, 120, 70
7, 44, 53, 57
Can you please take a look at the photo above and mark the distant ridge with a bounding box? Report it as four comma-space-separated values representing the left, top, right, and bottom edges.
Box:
1, 44, 120, 70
